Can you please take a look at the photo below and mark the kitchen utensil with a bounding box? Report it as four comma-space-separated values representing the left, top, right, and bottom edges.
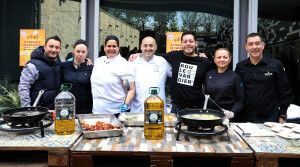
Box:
203, 95, 210, 109
1, 89, 48, 126
2, 107, 49, 126
32, 90, 44, 107
177, 109, 225, 128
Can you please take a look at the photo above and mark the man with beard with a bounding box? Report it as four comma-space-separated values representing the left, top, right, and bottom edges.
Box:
235, 33, 290, 123
162, 31, 212, 113
19, 35, 62, 110
130, 31, 212, 113
130, 36, 171, 113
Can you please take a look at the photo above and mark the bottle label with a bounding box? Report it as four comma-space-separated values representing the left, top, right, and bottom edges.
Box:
145, 110, 163, 124
55, 104, 74, 120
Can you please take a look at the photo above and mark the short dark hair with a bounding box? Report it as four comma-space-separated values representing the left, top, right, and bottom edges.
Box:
105, 35, 119, 47
74, 39, 88, 48
213, 48, 232, 58
181, 31, 197, 41
45, 35, 61, 45
246, 33, 264, 43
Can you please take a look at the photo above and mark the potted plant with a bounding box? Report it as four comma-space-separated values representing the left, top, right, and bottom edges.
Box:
0, 83, 20, 114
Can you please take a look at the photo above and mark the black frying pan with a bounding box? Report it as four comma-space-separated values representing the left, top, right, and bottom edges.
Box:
1, 90, 48, 126
177, 109, 225, 128
2, 106, 48, 126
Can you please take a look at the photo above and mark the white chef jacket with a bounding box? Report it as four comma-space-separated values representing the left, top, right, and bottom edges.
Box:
130, 55, 172, 113
91, 54, 134, 114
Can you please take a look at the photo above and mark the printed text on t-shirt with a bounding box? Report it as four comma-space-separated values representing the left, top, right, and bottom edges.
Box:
177, 62, 197, 86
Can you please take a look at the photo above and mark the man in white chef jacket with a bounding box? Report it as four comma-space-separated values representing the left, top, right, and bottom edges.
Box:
130, 36, 172, 113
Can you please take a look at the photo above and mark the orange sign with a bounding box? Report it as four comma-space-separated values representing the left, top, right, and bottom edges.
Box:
166, 32, 183, 53
19, 29, 45, 66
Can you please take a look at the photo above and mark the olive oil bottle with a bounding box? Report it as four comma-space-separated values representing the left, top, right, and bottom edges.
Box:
144, 87, 164, 140
54, 84, 76, 135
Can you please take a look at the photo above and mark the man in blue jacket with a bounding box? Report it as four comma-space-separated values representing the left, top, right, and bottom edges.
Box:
18, 35, 62, 110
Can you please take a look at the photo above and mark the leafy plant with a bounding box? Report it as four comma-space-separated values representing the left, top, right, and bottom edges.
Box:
0, 81, 20, 114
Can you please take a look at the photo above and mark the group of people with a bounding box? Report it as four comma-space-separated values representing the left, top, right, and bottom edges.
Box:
18, 31, 291, 123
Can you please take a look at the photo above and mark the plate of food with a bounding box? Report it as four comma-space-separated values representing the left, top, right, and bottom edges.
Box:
277, 132, 300, 140
283, 123, 299, 128
292, 126, 300, 134
264, 122, 282, 127
77, 114, 124, 139
271, 126, 293, 133
118, 113, 177, 127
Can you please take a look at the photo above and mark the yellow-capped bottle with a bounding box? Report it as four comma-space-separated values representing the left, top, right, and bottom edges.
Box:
144, 87, 164, 140
54, 84, 75, 135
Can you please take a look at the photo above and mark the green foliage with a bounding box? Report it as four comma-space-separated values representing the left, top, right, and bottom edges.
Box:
0, 80, 20, 114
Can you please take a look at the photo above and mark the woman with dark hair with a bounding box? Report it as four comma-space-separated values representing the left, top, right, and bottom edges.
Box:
61, 39, 93, 114
91, 35, 135, 114
204, 48, 244, 120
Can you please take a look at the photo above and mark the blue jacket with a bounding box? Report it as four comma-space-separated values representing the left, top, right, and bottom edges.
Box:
29, 46, 61, 109
62, 60, 93, 114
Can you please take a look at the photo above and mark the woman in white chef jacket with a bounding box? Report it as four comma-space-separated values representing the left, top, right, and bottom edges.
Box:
91, 35, 135, 115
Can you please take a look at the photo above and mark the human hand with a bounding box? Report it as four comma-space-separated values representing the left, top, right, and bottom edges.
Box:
120, 103, 129, 112
279, 117, 286, 123
128, 53, 140, 62
199, 52, 207, 58
222, 109, 234, 119
85, 58, 93, 65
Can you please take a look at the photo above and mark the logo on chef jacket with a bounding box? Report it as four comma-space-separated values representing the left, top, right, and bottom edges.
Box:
177, 62, 197, 86
154, 64, 159, 72
264, 71, 273, 76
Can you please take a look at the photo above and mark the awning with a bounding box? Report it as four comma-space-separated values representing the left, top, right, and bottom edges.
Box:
72, 0, 300, 20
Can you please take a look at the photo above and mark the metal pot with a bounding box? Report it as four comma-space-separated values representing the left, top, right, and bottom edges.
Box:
177, 108, 225, 128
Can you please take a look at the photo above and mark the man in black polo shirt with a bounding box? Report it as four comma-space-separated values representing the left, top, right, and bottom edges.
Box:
235, 33, 290, 123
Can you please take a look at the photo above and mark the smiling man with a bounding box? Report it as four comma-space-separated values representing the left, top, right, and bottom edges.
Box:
18, 35, 62, 109
235, 33, 291, 123
162, 31, 212, 113
130, 36, 172, 113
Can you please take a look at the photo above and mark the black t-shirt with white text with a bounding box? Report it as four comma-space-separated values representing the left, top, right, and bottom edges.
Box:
163, 51, 212, 107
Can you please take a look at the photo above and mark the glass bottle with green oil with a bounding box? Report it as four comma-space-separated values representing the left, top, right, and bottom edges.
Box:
144, 87, 164, 140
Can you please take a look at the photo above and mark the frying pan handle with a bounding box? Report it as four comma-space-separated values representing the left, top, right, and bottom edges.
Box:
32, 90, 45, 107
203, 95, 210, 109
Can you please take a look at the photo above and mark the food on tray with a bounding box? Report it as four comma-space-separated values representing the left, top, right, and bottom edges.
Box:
81, 120, 120, 131
182, 113, 220, 120
123, 114, 143, 122
164, 114, 173, 122
120, 114, 175, 122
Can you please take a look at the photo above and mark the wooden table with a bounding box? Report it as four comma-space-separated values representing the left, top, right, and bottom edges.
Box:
0, 123, 81, 167
71, 126, 253, 167
233, 124, 300, 167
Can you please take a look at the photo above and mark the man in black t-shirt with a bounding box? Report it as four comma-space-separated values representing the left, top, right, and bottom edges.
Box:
129, 31, 211, 113
162, 31, 211, 113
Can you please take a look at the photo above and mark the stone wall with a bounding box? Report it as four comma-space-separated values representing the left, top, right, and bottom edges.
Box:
41, 0, 140, 60
41, 0, 81, 59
